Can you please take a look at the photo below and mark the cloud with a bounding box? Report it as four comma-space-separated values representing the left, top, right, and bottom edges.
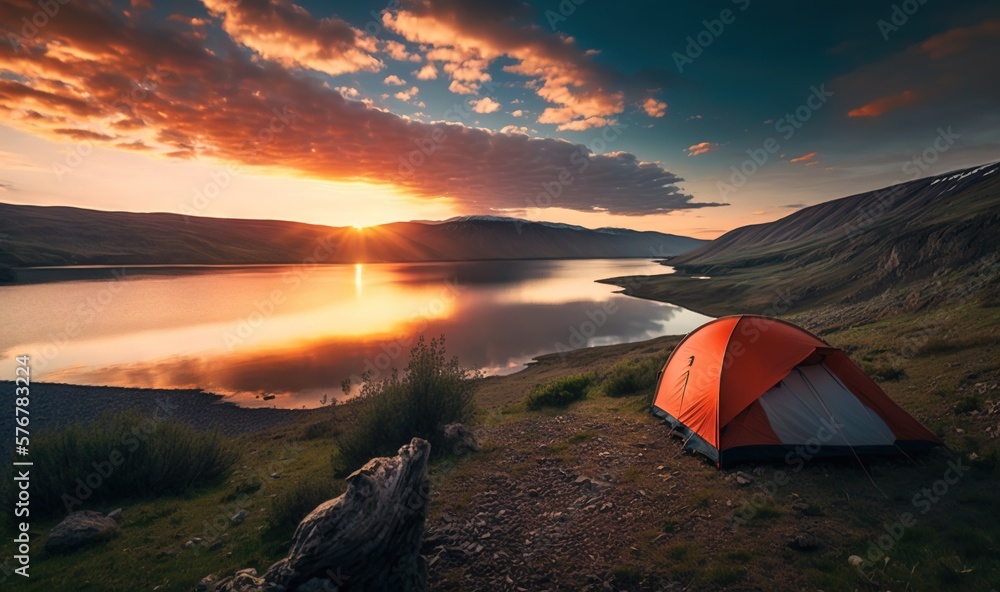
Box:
382, 39, 420, 62
414, 63, 438, 80
384, 74, 406, 86
789, 152, 817, 163
511, 109, 524, 117
834, 20, 1000, 126
643, 98, 667, 118
471, 97, 500, 114
0, 0, 723, 216
336, 86, 359, 99
500, 125, 531, 135
201, 0, 381, 76
685, 142, 718, 157
848, 90, 916, 118
382, 0, 625, 130
394, 86, 420, 101
0, 151, 44, 171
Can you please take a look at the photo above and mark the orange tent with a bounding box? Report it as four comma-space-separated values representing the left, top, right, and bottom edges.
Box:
652, 315, 941, 467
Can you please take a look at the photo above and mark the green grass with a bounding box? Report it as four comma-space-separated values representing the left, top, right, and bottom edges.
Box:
268, 475, 345, 537
1, 411, 238, 521
334, 336, 479, 473
596, 357, 662, 399
524, 373, 593, 410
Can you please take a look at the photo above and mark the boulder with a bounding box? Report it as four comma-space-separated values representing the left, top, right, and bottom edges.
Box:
231, 509, 250, 525
212, 438, 432, 592
441, 423, 479, 456
45, 510, 120, 553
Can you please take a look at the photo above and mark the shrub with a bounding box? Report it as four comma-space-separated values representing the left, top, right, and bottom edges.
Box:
334, 336, 479, 472
953, 395, 981, 414
524, 373, 593, 410
2, 411, 238, 520
269, 476, 345, 535
300, 417, 340, 440
599, 357, 662, 398
863, 363, 907, 382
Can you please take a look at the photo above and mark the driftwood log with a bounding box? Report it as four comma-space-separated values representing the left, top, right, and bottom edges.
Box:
212, 438, 431, 592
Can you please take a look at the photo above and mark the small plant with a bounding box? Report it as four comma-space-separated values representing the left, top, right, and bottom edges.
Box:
334, 336, 480, 472
524, 373, 593, 410
598, 357, 662, 398
1, 411, 238, 520
269, 476, 345, 535
611, 564, 641, 586
863, 363, 907, 382
953, 395, 980, 414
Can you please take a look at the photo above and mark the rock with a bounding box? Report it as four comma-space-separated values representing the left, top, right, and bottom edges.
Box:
106, 508, 123, 522
196, 576, 218, 591
212, 438, 432, 592
735, 471, 753, 485
848, 555, 865, 568
45, 510, 120, 554
231, 510, 250, 525
787, 531, 819, 552
441, 423, 480, 456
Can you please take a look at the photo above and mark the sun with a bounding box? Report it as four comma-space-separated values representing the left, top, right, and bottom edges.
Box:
352, 224, 365, 230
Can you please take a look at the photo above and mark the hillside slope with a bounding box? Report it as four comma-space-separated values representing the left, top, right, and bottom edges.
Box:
0, 205, 705, 268
608, 161, 1000, 317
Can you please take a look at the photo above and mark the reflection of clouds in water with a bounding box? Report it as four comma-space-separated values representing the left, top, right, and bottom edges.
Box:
60, 293, 708, 408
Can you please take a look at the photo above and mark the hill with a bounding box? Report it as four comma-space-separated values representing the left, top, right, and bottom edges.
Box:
0, 205, 705, 268
607, 161, 1000, 319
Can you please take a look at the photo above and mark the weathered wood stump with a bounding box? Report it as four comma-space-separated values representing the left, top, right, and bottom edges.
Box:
212, 438, 431, 592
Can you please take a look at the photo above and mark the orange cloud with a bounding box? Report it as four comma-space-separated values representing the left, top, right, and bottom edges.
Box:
382, 0, 624, 131
643, 98, 667, 118
201, 0, 381, 76
0, 0, 724, 216
790, 152, 817, 163
685, 142, 718, 157
921, 20, 1000, 59
848, 90, 917, 118
470, 97, 500, 114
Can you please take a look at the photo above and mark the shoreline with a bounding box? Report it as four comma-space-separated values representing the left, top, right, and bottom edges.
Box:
0, 381, 314, 458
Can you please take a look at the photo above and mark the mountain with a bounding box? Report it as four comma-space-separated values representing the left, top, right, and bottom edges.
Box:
0, 204, 707, 268
609, 161, 1000, 316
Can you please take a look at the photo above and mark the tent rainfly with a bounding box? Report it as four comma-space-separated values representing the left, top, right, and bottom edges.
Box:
651, 315, 942, 467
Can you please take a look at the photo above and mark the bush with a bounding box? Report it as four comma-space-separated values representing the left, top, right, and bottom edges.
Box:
269, 476, 345, 535
525, 373, 593, 410
300, 417, 341, 440
2, 411, 238, 519
599, 357, 662, 398
334, 336, 479, 472
863, 363, 907, 382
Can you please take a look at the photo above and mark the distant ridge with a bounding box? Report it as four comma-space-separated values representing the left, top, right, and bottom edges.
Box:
617, 161, 1000, 315
0, 205, 707, 268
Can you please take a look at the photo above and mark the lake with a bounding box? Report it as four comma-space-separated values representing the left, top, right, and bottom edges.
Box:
0, 259, 712, 408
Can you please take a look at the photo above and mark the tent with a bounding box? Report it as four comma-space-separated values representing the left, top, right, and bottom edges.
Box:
651, 315, 941, 467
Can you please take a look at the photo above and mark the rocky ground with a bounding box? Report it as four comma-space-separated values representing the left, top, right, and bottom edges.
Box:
422, 409, 854, 592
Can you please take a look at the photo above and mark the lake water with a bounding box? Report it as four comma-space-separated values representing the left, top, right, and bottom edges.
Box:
0, 260, 712, 408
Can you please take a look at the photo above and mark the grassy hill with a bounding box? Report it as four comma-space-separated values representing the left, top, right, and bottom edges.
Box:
605, 162, 1000, 319
0, 205, 705, 269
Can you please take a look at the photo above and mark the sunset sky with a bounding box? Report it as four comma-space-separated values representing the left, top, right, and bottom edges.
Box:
1, 0, 999, 238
